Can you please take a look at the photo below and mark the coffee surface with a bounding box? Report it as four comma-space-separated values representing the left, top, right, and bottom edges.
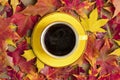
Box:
44, 23, 76, 56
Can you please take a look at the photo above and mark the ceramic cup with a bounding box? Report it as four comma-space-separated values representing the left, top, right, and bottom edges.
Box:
41, 22, 78, 58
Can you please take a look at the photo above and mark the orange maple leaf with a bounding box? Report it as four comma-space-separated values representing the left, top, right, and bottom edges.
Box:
21, 0, 61, 16
112, 0, 120, 17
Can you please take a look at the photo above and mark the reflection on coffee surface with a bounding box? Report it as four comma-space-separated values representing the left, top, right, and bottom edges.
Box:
44, 23, 76, 56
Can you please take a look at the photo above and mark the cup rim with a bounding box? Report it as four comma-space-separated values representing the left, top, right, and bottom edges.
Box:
41, 21, 79, 58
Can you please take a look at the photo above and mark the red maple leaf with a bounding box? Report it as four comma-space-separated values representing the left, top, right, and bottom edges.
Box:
40, 65, 84, 80
0, 17, 18, 52
7, 41, 37, 73
11, 13, 39, 37
59, 0, 93, 17
7, 66, 24, 80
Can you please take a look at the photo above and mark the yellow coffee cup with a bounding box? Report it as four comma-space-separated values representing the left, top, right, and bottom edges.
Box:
31, 12, 87, 67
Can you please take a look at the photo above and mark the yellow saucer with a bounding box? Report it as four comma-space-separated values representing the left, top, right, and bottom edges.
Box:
31, 12, 87, 67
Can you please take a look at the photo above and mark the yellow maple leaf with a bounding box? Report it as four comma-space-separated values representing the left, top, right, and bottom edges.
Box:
22, 49, 44, 72
25, 37, 31, 44
0, 0, 8, 6
80, 8, 108, 33
22, 50, 35, 61
114, 40, 120, 46
9, 24, 17, 30
36, 59, 44, 72
6, 38, 16, 47
110, 48, 120, 56
10, 0, 19, 13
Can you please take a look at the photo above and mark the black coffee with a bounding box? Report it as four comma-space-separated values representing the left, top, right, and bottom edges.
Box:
44, 23, 76, 56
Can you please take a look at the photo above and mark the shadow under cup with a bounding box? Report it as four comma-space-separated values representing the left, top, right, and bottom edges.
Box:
41, 22, 78, 58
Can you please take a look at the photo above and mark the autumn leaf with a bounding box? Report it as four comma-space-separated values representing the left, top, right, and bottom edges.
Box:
40, 65, 84, 80
113, 24, 120, 40
110, 48, 120, 56
22, 49, 44, 72
7, 66, 24, 80
100, 38, 112, 54
21, 0, 61, 16
0, 17, 17, 52
96, 0, 104, 10
59, 0, 94, 18
36, 59, 44, 72
80, 8, 108, 33
112, 0, 120, 17
11, 13, 39, 37
21, 0, 37, 6
0, 0, 8, 6
96, 55, 119, 76
6, 38, 16, 47
22, 50, 35, 61
10, 0, 19, 13
25, 37, 31, 44
7, 41, 37, 73
96, 39, 120, 76
114, 40, 120, 46
98, 72, 120, 80
84, 34, 99, 67
25, 72, 46, 80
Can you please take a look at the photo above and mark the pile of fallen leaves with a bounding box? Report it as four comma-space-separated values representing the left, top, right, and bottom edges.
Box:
0, 0, 120, 80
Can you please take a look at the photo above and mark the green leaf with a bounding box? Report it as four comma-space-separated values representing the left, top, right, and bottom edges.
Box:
22, 50, 35, 61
